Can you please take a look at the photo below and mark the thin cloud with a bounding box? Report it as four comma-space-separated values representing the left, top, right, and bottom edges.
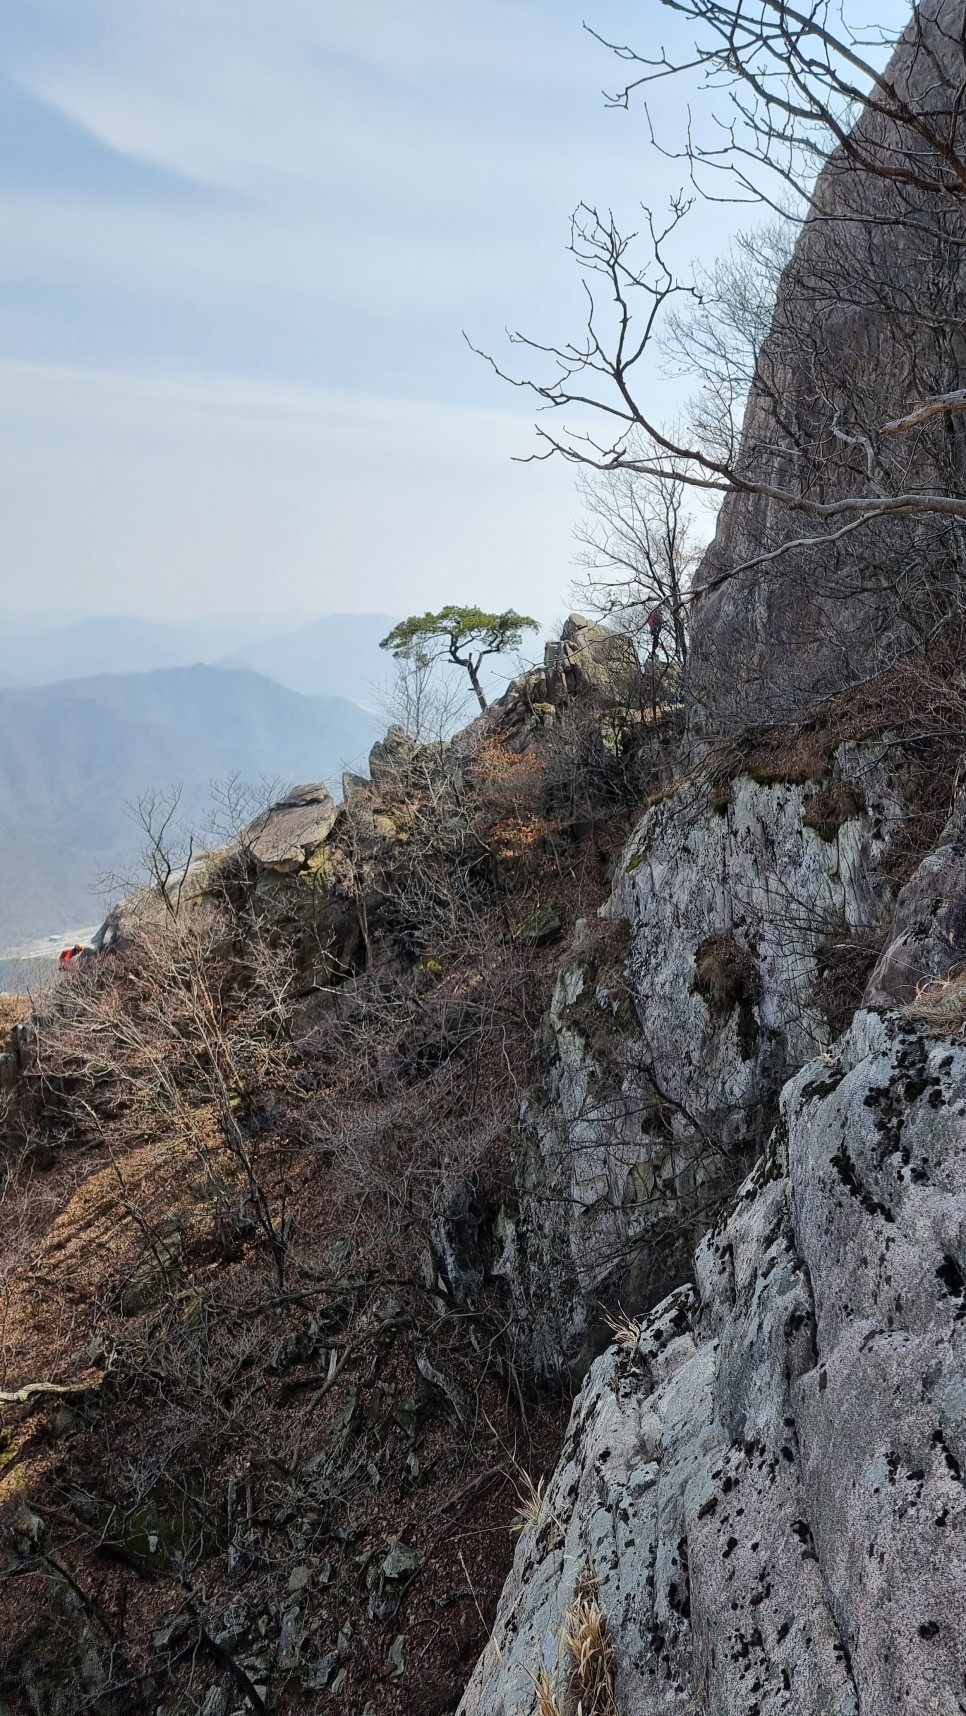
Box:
0, 0, 737, 619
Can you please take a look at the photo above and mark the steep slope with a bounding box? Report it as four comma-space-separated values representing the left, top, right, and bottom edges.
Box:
0, 620, 657, 1716
0, 665, 380, 945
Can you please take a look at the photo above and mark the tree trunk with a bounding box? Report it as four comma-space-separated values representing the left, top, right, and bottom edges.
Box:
467, 663, 488, 711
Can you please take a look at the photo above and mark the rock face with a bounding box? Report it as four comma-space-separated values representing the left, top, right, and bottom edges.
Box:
865, 788, 966, 1007
460, 1010, 966, 1714
499, 613, 650, 738
687, 0, 966, 731
498, 741, 907, 1377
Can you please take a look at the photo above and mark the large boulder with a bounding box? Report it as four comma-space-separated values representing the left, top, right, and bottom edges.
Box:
461, 1010, 966, 1714
367, 725, 422, 789
240, 782, 338, 875
545, 615, 644, 709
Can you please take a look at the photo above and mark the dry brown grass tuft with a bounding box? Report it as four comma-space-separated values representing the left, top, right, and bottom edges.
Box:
533, 1667, 564, 1716
511, 1470, 546, 1532
526, 1573, 618, 1716
603, 1307, 642, 1350
802, 780, 866, 842
904, 970, 966, 1033
563, 1590, 618, 1715
693, 933, 761, 1018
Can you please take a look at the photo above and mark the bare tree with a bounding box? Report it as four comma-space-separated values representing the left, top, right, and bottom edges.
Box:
378, 650, 476, 746
573, 464, 698, 669
474, 1, 966, 718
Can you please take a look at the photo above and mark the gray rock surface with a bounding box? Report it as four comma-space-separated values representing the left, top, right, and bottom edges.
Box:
865, 788, 966, 1006
498, 613, 652, 742
461, 1010, 966, 1714
687, 0, 966, 731
241, 782, 338, 874
498, 743, 906, 1376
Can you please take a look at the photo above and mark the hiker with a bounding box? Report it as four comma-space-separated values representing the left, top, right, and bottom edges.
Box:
647, 606, 664, 653
58, 943, 86, 970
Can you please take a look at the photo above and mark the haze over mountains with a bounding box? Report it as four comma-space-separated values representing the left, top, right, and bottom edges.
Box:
0, 611, 396, 705
0, 608, 554, 959
0, 611, 399, 953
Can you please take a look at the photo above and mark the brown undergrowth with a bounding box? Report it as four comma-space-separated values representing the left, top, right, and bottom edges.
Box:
727, 631, 966, 871
707, 631, 966, 1037
0, 709, 656, 1716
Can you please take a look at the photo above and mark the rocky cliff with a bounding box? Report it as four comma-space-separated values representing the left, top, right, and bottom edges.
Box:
455, 664, 966, 1708
454, 7, 966, 1704
460, 1010, 966, 1714
2, 595, 965, 1713
687, 0, 966, 731
498, 737, 909, 1379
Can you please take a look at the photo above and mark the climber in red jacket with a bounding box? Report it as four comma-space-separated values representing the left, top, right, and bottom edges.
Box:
58, 944, 85, 970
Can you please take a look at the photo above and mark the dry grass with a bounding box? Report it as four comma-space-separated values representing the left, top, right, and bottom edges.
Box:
512, 1470, 547, 1532
802, 780, 866, 842
693, 933, 761, 1017
533, 1667, 564, 1716
530, 1577, 618, 1716
0, 994, 30, 1040
904, 970, 966, 1033
603, 1307, 642, 1350
563, 1592, 617, 1715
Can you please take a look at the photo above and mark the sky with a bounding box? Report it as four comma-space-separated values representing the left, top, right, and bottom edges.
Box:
0, 0, 759, 623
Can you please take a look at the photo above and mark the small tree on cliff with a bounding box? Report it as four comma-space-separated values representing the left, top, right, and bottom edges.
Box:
380, 605, 539, 713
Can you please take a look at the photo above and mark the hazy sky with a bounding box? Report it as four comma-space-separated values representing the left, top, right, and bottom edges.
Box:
0, 1, 750, 621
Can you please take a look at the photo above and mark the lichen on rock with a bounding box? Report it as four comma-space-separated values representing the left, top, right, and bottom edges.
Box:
461, 1011, 966, 1713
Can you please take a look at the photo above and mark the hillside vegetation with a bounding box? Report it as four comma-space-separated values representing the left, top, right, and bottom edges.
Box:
0, 619, 671, 1714
0, 665, 381, 947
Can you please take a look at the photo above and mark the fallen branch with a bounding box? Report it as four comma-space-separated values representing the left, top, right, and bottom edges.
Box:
0, 1368, 108, 1406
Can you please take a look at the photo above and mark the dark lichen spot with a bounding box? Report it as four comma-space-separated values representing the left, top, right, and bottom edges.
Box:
937, 1254, 966, 1304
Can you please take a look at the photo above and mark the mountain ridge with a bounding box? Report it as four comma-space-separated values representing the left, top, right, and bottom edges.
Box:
0, 662, 381, 947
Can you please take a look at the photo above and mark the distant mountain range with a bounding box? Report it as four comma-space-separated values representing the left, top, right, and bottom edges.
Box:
0, 611, 397, 706
0, 663, 382, 949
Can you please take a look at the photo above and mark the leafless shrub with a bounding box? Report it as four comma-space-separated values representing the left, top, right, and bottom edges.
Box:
802, 782, 867, 842
693, 934, 762, 1018
815, 927, 886, 1039
574, 465, 698, 670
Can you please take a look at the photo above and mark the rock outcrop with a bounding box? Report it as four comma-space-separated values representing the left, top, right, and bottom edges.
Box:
498, 740, 907, 1377
865, 787, 966, 1007
461, 1009, 966, 1714
688, 0, 966, 731
499, 613, 657, 740
240, 781, 338, 874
